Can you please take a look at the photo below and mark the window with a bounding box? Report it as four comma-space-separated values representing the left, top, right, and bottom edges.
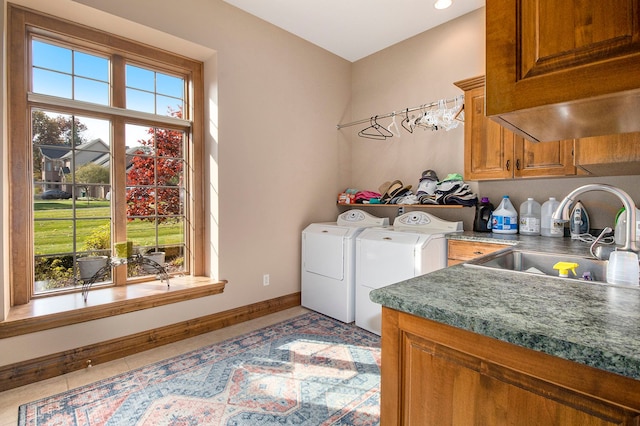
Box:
9, 6, 205, 305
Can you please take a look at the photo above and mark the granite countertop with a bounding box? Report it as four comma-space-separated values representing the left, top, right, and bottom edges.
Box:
369, 231, 640, 380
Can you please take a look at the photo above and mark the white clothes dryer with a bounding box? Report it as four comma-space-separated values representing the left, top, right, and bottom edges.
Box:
301, 209, 389, 323
355, 211, 463, 335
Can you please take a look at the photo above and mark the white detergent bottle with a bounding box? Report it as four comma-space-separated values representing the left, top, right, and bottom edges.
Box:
519, 197, 541, 235
492, 195, 518, 234
541, 197, 563, 237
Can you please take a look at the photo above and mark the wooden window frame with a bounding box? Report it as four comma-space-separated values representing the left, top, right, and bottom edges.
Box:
8, 5, 206, 306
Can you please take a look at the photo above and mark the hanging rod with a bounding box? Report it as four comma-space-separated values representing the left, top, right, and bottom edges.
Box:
336, 96, 462, 129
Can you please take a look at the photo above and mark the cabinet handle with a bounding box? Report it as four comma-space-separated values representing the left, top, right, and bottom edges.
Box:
473, 251, 483, 255
506, 160, 511, 171
516, 159, 521, 170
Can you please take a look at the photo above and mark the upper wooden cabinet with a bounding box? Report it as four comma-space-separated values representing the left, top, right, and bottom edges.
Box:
486, 0, 640, 142
455, 76, 576, 181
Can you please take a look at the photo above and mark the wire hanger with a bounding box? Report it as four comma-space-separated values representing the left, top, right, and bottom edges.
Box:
401, 108, 414, 133
358, 116, 393, 140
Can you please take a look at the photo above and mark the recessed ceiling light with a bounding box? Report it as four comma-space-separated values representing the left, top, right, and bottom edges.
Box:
434, 0, 453, 9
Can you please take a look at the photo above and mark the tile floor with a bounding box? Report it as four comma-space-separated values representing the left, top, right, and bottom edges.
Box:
0, 306, 310, 426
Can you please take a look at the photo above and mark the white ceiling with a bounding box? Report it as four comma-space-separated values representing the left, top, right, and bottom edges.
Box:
222, 0, 485, 62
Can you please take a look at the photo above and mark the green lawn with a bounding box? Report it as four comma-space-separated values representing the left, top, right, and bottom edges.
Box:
34, 200, 184, 255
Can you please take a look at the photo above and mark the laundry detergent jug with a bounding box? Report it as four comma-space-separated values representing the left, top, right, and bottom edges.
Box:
473, 197, 494, 232
492, 195, 518, 234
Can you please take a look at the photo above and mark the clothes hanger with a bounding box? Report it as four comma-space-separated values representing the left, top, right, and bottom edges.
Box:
454, 95, 465, 122
387, 112, 400, 138
375, 116, 393, 138
358, 117, 389, 140
401, 108, 415, 133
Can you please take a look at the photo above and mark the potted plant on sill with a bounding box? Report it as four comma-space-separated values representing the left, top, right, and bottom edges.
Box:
77, 223, 110, 281
142, 249, 165, 273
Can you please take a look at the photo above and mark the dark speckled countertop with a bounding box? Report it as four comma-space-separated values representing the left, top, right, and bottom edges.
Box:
369, 231, 640, 380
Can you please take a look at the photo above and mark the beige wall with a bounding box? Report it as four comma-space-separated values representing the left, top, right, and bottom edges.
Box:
349, 9, 484, 191
0, 0, 351, 365
349, 8, 640, 230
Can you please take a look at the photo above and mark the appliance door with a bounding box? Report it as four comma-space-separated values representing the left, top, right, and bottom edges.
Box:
302, 224, 350, 280
357, 230, 422, 289
356, 230, 425, 335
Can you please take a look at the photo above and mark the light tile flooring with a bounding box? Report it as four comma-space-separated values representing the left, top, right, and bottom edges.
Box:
0, 306, 310, 426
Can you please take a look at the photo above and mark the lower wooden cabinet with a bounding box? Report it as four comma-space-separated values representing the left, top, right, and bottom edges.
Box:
381, 308, 640, 425
447, 240, 510, 266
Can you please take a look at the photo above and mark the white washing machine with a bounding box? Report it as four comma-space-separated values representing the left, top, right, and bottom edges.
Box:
301, 209, 389, 323
355, 211, 463, 335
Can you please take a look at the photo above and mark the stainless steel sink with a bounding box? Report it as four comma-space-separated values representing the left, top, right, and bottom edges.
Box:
463, 249, 609, 283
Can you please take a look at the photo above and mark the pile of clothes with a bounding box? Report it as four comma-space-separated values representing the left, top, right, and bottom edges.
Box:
415, 170, 477, 206
337, 169, 477, 207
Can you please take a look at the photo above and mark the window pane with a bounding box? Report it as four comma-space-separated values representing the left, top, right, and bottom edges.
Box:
74, 51, 108, 80
156, 73, 183, 98
157, 187, 183, 216
156, 95, 183, 117
126, 219, 185, 278
32, 40, 71, 73
32, 109, 112, 294
34, 219, 74, 255
126, 88, 155, 114
125, 123, 185, 276
35, 254, 75, 293
32, 39, 110, 106
156, 128, 184, 158
126, 64, 154, 91
75, 78, 109, 105
158, 218, 184, 246
76, 219, 111, 255
125, 64, 185, 117
32, 68, 72, 98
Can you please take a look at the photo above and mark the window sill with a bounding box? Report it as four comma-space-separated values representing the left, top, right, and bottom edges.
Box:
1, 276, 227, 338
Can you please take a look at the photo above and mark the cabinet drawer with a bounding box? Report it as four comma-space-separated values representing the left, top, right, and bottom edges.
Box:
448, 240, 510, 263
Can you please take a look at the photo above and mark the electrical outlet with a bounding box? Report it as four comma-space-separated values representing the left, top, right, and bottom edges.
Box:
263, 274, 270, 286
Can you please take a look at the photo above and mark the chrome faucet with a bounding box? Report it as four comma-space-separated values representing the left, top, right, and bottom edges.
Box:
552, 184, 638, 253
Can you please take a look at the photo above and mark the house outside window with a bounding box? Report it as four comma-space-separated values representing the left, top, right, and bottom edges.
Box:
8, 6, 205, 305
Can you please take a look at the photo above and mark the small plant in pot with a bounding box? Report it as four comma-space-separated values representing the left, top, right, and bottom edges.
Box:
142, 249, 165, 273
77, 255, 109, 280
77, 224, 110, 280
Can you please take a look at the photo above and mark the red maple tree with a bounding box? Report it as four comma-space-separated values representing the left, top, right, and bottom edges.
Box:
126, 112, 183, 222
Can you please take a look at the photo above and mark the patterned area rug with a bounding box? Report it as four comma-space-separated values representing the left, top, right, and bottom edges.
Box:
18, 312, 381, 425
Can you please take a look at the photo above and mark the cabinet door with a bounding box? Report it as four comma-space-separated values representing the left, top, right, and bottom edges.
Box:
381, 309, 640, 426
514, 137, 576, 178
486, 0, 640, 141
401, 333, 637, 425
464, 85, 514, 180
